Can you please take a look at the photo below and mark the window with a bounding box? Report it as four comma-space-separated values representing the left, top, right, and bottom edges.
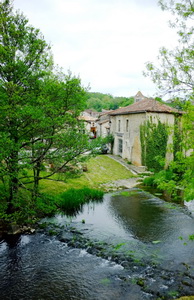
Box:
126, 119, 129, 132
118, 139, 123, 154
118, 120, 121, 132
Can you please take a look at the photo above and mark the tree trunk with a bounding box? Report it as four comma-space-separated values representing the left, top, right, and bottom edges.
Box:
7, 150, 19, 214
32, 161, 41, 201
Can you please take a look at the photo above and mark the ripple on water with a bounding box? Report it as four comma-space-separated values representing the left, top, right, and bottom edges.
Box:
1, 189, 194, 299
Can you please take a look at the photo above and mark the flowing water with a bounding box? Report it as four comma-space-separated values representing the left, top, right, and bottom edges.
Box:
1, 188, 194, 299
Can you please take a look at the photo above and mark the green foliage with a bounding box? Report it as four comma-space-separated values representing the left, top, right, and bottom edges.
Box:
140, 106, 193, 201
0, 154, 134, 223
143, 176, 156, 186
140, 119, 169, 172
100, 278, 111, 285
118, 191, 138, 197
152, 240, 162, 244
0, 187, 104, 222
184, 177, 194, 202
0, 0, 89, 214
119, 191, 131, 197
57, 187, 104, 216
90, 135, 114, 155
173, 115, 183, 157
35, 194, 58, 217
86, 92, 134, 112
142, 95, 194, 202
181, 101, 194, 152
113, 242, 126, 250
189, 235, 194, 241
143, 151, 194, 201
145, 0, 193, 99
103, 133, 114, 145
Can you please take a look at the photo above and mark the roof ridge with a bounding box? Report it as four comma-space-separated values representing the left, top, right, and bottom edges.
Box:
110, 98, 182, 115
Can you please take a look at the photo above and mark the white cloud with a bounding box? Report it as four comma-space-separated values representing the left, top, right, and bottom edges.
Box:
13, 0, 178, 97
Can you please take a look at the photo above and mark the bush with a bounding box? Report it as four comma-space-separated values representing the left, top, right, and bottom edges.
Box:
143, 176, 156, 186
35, 194, 58, 217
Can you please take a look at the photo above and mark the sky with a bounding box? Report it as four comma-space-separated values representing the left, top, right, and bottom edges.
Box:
13, 0, 178, 98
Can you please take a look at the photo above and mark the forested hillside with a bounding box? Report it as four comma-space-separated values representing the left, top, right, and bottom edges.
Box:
86, 92, 134, 111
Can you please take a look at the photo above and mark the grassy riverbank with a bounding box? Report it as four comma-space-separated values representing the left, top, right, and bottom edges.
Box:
0, 155, 134, 226
39, 155, 134, 195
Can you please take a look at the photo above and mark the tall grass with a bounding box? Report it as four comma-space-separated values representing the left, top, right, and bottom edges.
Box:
30, 188, 104, 219
57, 187, 104, 216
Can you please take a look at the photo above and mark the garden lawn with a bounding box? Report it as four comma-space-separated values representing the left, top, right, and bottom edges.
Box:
39, 155, 134, 195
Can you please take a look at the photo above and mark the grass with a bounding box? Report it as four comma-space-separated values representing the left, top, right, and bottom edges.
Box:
175, 297, 194, 300
57, 187, 104, 216
39, 155, 134, 195
0, 155, 134, 222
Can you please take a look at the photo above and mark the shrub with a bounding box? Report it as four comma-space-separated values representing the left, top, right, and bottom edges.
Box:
35, 194, 58, 217
143, 176, 156, 186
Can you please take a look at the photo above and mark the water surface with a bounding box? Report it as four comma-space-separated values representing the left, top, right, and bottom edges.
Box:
1, 188, 194, 299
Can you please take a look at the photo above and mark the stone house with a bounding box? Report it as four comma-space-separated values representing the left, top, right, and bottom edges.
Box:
79, 109, 99, 138
96, 110, 112, 138
109, 98, 183, 166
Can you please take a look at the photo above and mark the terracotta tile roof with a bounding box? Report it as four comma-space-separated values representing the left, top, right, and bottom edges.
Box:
110, 98, 183, 115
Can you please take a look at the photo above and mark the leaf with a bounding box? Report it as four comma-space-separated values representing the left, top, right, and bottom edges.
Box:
152, 240, 162, 244
189, 234, 194, 241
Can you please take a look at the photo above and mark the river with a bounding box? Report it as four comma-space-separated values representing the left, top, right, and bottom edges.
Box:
0, 188, 194, 299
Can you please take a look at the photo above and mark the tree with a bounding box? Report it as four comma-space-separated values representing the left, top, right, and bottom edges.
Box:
0, 0, 90, 215
22, 70, 88, 201
145, 0, 194, 99
0, 0, 53, 208
144, 0, 194, 201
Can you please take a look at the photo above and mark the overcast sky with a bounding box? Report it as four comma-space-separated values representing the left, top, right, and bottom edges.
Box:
13, 0, 177, 98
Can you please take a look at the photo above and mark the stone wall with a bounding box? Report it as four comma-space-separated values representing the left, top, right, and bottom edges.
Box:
110, 112, 175, 167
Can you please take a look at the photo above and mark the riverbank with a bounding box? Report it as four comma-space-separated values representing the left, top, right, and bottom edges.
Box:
39, 154, 137, 194
101, 154, 148, 191
0, 155, 138, 237
1, 169, 194, 299
0, 154, 161, 238
36, 193, 194, 300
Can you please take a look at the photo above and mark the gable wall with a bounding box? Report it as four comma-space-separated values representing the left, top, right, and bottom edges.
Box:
110, 113, 146, 165
97, 121, 110, 137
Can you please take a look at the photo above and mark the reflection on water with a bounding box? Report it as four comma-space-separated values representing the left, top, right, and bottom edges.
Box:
109, 192, 166, 242
71, 189, 194, 264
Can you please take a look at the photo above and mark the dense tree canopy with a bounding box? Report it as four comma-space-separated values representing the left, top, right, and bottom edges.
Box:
0, 0, 91, 217
86, 92, 134, 111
